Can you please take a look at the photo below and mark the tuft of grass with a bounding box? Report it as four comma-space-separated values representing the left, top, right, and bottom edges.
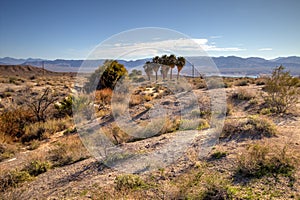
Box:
210, 151, 227, 159
231, 89, 255, 101
27, 140, 40, 150
226, 102, 233, 116
115, 174, 147, 191
260, 107, 273, 115
144, 103, 153, 110
236, 80, 249, 86
180, 118, 209, 131
129, 95, 143, 106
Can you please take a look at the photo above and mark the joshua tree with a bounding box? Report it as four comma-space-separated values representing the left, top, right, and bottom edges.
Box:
176, 56, 186, 80
143, 61, 153, 81
167, 54, 177, 80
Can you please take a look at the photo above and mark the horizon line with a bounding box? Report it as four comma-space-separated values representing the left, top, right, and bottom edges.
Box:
1, 55, 300, 62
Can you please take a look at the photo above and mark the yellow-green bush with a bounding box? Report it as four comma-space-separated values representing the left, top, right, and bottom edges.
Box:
115, 174, 146, 191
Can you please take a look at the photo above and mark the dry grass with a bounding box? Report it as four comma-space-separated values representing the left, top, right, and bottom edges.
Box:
129, 94, 143, 106
21, 117, 72, 143
0, 143, 18, 161
231, 88, 255, 101
48, 135, 90, 167
0, 107, 34, 142
94, 88, 112, 105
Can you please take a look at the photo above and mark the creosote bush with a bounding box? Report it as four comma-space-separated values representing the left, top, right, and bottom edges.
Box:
263, 65, 300, 113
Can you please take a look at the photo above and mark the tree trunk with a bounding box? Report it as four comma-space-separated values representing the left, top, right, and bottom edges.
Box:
170, 68, 173, 80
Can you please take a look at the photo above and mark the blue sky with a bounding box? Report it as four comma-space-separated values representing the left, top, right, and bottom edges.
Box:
0, 0, 299, 60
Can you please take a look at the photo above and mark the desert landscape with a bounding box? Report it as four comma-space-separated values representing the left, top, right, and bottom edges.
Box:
0, 57, 299, 199
1, 1, 300, 199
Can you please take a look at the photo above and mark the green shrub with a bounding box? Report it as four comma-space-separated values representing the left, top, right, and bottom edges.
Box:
115, 174, 146, 191
0, 160, 51, 191
263, 66, 300, 113
24, 160, 51, 176
260, 107, 272, 115
54, 95, 73, 116
237, 144, 296, 179
84, 60, 128, 92
0, 170, 32, 191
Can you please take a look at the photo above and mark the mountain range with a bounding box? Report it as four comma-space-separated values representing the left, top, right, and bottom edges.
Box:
0, 56, 299, 76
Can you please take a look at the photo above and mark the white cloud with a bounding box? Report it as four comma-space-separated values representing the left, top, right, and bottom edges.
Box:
88, 38, 245, 60
258, 48, 272, 51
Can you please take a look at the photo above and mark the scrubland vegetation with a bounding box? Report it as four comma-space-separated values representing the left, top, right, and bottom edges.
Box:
0, 63, 299, 199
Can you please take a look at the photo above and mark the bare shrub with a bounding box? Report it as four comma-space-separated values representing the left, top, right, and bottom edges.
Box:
23, 87, 58, 122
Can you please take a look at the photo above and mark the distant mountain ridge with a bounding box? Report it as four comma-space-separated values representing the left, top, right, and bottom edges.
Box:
0, 56, 299, 76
